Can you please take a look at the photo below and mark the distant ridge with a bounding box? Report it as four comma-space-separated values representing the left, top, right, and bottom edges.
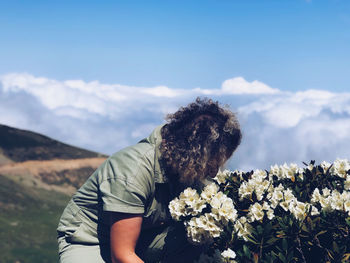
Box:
0, 124, 107, 162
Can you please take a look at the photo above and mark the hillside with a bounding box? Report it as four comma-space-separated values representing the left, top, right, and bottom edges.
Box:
0, 123, 108, 263
0, 157, 106, 195
0, 123, 108, 195
0, 174, 69, 263
0, 124, 106, 163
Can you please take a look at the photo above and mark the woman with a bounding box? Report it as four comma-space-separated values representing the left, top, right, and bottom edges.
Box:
57, 97, 242, 263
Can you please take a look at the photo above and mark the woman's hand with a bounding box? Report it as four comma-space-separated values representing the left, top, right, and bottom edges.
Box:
109, 212, 144, 263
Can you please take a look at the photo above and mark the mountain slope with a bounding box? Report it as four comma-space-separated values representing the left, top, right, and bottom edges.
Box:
0, 157, 106, 195
0, 124, 109, 263
0, 174, 70, 263
0, 124, 106, 162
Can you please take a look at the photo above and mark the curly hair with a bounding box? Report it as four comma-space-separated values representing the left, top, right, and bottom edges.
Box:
159, 97, 242, 186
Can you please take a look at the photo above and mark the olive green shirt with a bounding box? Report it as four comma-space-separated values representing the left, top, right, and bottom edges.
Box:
57, 124, 173, 246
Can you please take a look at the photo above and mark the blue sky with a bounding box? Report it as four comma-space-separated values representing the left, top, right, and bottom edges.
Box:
1, 0, 350, 170
1, 0, 349, 92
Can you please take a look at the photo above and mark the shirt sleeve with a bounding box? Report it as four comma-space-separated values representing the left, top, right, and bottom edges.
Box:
99, 155, 153, 214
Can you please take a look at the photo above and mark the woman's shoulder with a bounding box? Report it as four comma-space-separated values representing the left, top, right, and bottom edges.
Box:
99, 141, 155, 189
109, 140, 155, 168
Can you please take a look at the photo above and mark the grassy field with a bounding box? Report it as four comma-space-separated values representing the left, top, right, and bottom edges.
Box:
0, 174, 71, 263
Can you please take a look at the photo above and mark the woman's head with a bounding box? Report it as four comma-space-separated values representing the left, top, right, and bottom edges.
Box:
159, 97, 242, 185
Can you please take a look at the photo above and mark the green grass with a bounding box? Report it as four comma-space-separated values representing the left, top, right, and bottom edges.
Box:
0, 174, 71, 263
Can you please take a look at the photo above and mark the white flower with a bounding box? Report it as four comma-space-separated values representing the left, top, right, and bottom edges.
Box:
320, 161, 331, 171
290, 201, 309, 221
322, 188, 331, 197
209, 191, 238, 223
269, 189, 284, 208
345, 178, 350, 190
266, 208, 275, 220
252, 169, 268, 181
238, 182, 254, 200
171, 161, 350, 254
279, 201, 289, 212
168, 198, 186, 220
234, 216, 252, 241
269, 164, 281, 178
344, 199, 350, 214
312, 188, 350, 214
221, 248, 236, 259
330, 159, 350, 178
308, 163, 314, 171
330, 191, 343, 211
217, 199, 238, 222
311, 188, 321, 203
284, 189, 296, 202
214, 169, 230, 184
201, 183, 219, 201
185, 212, 224, 244
180, 187, 199, 202
286, 163, 301, 181
319, 196, 331, 211
238, 169, 270, 201
248, 202, 265, 222
310, 205, 320, 216
270, 163, 303, 181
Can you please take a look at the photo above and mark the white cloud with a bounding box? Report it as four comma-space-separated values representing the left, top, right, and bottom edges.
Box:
1, 72, 350, 171
194, 77, 280, 95
0, 73, 186, 118
238, 89, 350, 128
221, 77, 280, 95
142, 86, 182, 97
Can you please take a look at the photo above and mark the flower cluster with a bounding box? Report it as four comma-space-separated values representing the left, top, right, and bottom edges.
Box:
213, 169, 242, 184
168, 188, 206, 220
311, 188, 350, 215
269, 163, 304, 181
169, 159, 350, 262
238, 171, 314, 222
329, 159, 350, 178
233, 216, 253, 241
238, 169, 270, 201
169, 182, 238, 244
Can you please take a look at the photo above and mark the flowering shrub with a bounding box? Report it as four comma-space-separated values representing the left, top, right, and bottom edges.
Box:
169, 159, 350, 262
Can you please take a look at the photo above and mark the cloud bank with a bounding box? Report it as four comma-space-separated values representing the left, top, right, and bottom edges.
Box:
1, 73, 349, 171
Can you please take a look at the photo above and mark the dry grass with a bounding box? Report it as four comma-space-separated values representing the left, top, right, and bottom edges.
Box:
0, 157, 106, 195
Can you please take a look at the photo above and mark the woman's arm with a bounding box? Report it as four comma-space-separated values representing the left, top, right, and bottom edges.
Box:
110, 212, 144, 263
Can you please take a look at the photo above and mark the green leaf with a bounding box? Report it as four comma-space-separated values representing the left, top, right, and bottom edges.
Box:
245, 235, 259, 245
243, 245, 251, 259
345, 218, 350, 227
333, 241, 339, 253
278, 252, 286, 262
288, 218, 293, 227
282, 238, 288, 251
315, 230, 327, 238
265, 237, 279, 245
301, 224, 309, 232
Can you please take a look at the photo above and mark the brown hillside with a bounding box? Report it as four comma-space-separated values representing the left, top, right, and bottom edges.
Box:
0, 157, 106, 195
